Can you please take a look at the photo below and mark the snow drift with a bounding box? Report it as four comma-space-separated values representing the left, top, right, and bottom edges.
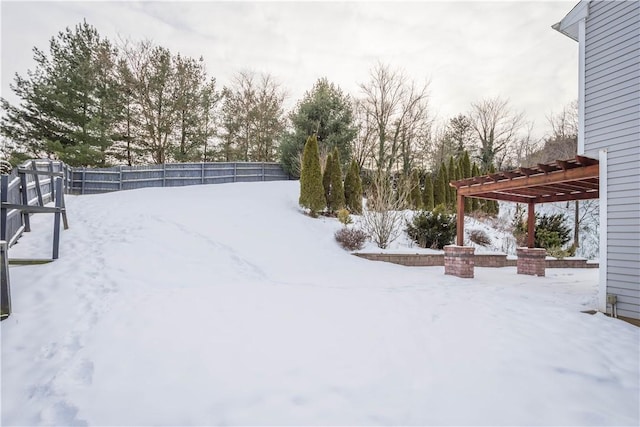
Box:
1, 181, 638, 426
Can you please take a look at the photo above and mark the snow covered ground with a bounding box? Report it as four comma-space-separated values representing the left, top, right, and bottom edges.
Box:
1, 181, 638, 426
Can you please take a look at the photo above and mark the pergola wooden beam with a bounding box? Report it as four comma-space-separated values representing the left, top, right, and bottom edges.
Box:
457, 164, 599, 196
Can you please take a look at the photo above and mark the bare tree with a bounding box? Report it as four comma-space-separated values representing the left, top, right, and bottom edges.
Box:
351, 98, 377, 171
359, 63, 432, 174
361, 171, 411, 249
220, 71, 286, 162
469, 96, 525, 171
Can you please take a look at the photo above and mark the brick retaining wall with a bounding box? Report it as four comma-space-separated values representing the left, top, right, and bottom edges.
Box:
352, 252, 598, 269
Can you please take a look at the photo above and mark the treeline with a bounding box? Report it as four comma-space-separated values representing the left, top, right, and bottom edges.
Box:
1, 21, 577, 176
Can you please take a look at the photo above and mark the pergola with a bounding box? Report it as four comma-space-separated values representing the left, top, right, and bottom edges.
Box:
450, 155, 600, 248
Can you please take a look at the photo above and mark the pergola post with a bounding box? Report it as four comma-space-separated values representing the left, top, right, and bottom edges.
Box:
527, 202, 535, 248
457, 194, 465, 246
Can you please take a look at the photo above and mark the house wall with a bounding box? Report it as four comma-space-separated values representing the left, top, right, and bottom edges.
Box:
583, 0, 640, 319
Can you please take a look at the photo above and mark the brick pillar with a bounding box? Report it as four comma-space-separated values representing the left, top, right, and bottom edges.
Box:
444, 245, 475, 278
516, 247, 546, 277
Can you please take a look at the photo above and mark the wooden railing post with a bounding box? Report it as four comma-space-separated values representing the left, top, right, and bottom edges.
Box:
19, 172, 31, 232
52, 178, 63, 259
0, 240, 10, 320
0, 175, 8, 242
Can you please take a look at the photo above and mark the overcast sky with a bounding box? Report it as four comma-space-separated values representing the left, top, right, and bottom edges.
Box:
1, 0, 579, 138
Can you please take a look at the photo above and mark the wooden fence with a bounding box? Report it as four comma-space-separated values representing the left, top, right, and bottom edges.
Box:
0, 160, 70, 247
69, 162, 291, 194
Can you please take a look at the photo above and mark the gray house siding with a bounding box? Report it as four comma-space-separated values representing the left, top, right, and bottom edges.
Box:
583, 0, 640, 319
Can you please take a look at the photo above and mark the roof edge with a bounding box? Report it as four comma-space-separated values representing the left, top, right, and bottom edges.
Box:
552, 0, 591, 41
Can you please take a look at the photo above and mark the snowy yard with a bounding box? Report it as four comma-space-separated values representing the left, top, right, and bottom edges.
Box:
1, 181, 638, 426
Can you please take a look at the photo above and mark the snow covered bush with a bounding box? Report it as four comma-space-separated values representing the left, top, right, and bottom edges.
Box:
406, 206, 456, 249
469, 229, 492, 247
334, 228, 368, 251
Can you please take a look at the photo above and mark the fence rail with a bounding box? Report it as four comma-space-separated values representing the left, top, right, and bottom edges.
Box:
69, 162, 290, 194
0, 160, 69, 247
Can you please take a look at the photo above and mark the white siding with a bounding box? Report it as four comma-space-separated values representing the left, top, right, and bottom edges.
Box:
584, 0, 640, 319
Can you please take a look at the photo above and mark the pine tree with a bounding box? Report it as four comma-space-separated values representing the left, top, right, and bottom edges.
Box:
344, 159, 363, 214
299, 135, 326, 216
323, 152, 333, 207
329, 147, 345, 212
409, 169, 423, 210
422, 174, 434, 211
434, 164, 447, 207
471, 162, 480, 212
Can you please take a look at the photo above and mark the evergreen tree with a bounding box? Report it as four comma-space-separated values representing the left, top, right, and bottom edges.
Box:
471, 162, 480, 212
486, 164, 500, 216
323, 152, 333, 206
448, 157, 457, 204
280, 77, 357, 177
328, 147, 346, 212
1, 21, 121, 166
344, 159, 363, 214
422, 174, 434, 211
299, 135, 326, 216
409, 169, 422, 210
460, 151, 472, 212
434, 164, 447, 207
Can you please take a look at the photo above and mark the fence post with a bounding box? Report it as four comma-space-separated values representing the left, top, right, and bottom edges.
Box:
32, 160, 44, 206
262, 163, 265, 181
0, 175, 7, 242
48, 161, 55, 202
81, 168, 85, 195
162, 163, 166, 187
201, 162, 205, 185
119, 165, 123, 191
52, 177, 63, 259
19, 172, 31, 232
0, 240, 10, 320
233, 163, 237, 182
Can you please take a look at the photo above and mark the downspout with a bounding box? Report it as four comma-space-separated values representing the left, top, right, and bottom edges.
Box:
598, 149, 607, 314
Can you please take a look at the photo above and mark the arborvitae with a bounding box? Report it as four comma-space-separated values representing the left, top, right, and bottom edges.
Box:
486, 164, 500, 216
409, 169, 423, 210
448, 157, 457, 204
461, 151, 472, 212
344, 159, 363, 214
434, 164, 447, 207
471, 162, 480, 212
299, 135, 326, 216
440, 162, 451, 206
328, 147, 346, 212
323, 152, 333, 207
422, 174, 434, 211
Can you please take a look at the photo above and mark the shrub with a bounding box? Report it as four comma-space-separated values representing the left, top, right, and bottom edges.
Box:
362, 172, 409, 249
335, 228, 368, 251
536, 213, 571, 249
546, 246, 570, 259
337, 208, 352, 226
406, 207, 456, 249
469, 229, 492, 247
513, 211, 571, 250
